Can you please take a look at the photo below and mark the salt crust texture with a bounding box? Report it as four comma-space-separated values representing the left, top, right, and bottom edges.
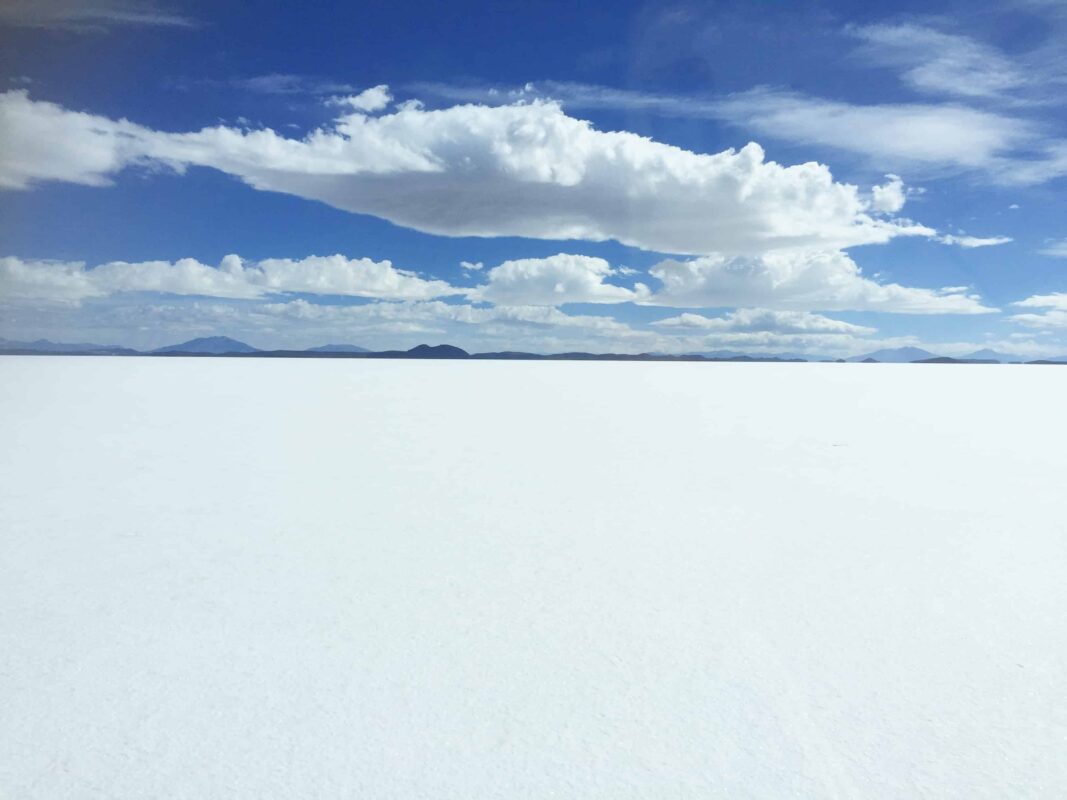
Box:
1, 357, 1065, 798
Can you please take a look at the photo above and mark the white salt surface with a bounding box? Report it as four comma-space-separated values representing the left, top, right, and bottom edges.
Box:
1, 357, 1065, 798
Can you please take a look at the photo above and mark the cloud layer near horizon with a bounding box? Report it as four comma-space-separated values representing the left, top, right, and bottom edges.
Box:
2, 292, 914, 357
0, 254, 462, 303
0, 250, 994, 315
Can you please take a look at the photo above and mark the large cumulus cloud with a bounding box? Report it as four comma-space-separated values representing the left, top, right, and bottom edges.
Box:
0, 88, 932, 256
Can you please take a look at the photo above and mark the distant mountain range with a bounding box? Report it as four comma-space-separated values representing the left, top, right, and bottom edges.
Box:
688, 349, 810, 361
961, 349, 1025, 363
3, 336, 1065, 363
305, 343, 371, 353
849, 346, 936, 363
0, 337, 137, 355
847, 346, 1053, 363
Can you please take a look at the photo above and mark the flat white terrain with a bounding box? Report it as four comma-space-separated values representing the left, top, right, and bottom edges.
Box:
1, 357, 1065, 799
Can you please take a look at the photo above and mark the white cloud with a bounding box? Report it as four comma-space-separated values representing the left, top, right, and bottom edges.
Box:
88, 255, 266, 299
652, 308, 875, 335
1038, 239, 1067, 257
1012, 310, 1067, 329
0, 89, 933, 256
646, 250, 995, 314
848, 24, 1027, 100
0, 257, 103, 304
250, 254, 459, 299
331, 85, 393, 113
470, 254, 649, 305
0, 91, 152, 189
870, 174, 907, 213
936, 234, 1013, 248
460, 261, 484, 271
0, 253, 463, 304
1012, 293, 1067, 328
1017, 292, 1067, 309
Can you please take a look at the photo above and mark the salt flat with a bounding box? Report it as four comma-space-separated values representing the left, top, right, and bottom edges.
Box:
1, 356, 1065, 798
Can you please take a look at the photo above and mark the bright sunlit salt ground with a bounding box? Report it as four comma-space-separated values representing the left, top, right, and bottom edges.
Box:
2, 357, 1065, 798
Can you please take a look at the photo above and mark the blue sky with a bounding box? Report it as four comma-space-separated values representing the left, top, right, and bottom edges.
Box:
2, 0, 1066, 356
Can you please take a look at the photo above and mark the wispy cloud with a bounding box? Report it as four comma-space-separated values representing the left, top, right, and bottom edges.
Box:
936, 234, 1013, 248
410, 79, 715, 117
1038, 239, 1067, 257
847, 20, 1067, 105
228, 74, 359, 96
714, 88, 1047, 180
847, 23, 1028, 101
0, 0, 196, 31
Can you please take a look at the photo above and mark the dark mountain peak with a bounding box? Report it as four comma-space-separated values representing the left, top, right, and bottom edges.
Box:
154, 336, 258, 354
406, 343, 469, 358
915, 356, 972, 364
